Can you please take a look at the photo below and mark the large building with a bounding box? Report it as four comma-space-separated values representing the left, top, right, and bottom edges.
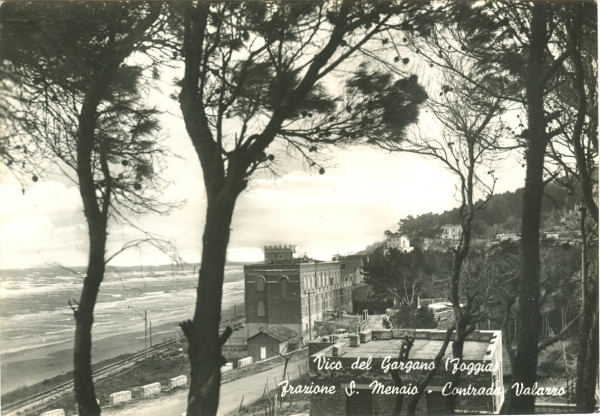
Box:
309, 329, 504, 416
244, 245, 353, 343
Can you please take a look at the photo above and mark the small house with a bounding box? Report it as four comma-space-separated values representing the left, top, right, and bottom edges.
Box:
384, 232, 413, 253
247, 326, 298, 362
441, 224, 462, 240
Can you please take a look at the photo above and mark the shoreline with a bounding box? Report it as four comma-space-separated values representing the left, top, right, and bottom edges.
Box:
1, 302, 243, 394
1, 320, 179, 394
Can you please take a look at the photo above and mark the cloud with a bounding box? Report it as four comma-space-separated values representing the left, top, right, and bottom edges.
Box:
0, 181, 88, 268
0, 142, 525, 268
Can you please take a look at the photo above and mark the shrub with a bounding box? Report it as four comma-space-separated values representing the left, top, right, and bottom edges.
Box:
389, 305, 437, 329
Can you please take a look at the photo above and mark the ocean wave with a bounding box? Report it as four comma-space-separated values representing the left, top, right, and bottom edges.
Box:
1, 338, 71, 355
44, 328, 74, 335
0, 282, 79, 299
1, 267, 244, 354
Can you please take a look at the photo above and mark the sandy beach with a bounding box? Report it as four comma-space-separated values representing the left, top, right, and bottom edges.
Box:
1, 320, 181, 394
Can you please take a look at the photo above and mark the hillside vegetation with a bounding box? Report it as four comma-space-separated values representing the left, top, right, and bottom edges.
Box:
396, 183, 578, 240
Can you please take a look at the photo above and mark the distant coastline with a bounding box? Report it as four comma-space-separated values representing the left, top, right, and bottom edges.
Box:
0, 265, 245, 393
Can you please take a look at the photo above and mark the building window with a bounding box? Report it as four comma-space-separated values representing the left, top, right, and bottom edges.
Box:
280, 276, 288, 298
257, 301, 265, 317
256, 276, 265, 292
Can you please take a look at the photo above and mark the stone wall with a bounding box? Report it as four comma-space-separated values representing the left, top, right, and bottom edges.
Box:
140, 382, 161, 398
222, 347, 308, 384
40, 410, 65, 416
109, 390, 132, 405
169, 375, 188, 389
237, 356, 253, 368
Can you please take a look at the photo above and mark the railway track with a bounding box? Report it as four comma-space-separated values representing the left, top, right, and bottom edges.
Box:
2, 339, 177, 416
2, 316, 244, 416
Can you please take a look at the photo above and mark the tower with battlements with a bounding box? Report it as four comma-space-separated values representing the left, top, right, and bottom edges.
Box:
264, 244, 295, 264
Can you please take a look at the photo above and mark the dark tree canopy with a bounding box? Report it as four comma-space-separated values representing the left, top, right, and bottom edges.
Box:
0, 2, 170, 216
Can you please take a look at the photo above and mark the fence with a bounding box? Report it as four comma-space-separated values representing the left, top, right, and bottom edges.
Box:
417, 297, 447, 309
534, 402, 578, 414
109, 390, 132, 405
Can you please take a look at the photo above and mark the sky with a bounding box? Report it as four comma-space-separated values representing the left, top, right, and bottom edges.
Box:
0, 113, 525, 269
0, 37, 527, 270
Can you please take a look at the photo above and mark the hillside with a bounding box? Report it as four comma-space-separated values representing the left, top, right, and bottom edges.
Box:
396, 182, 579, 240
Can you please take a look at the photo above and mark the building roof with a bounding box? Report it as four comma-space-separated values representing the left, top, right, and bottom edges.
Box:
264, 244, 296, 252
441, 224, 461, 229
427, 302, 453, 312
311, 329, 501, 361
250, 326, 298, 342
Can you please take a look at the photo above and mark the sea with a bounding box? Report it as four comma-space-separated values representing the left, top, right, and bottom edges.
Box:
0, 264, 245, 356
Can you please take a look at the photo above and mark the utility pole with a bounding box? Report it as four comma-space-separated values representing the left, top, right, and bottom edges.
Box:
129, 306, 149, 358
303, 289, 315, 341
144, 310, 148, 351
308, 291, 312, 341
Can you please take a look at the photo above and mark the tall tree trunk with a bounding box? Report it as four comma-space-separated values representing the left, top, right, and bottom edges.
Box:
444, 173, 474, 414
181, 191, 238, 416
445, 268, 470, 416
569, 8, 599, 409
391, 337, 413, 416
445, 321, 467, 414
579, 307, 599, 410
405, 327, 454, 416
74, 227, 106, 416
73, 71, 112, 416
576, 208, 599, 411
576, 294, 599, 412
509, 4, 548, 413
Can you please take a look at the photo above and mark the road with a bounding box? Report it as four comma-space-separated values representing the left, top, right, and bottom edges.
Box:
104, 358, 308, 416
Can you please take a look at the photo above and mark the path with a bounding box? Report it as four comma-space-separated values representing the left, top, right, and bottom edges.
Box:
104, 357, 308, 416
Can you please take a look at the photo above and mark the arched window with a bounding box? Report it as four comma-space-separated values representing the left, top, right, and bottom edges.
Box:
280, 276, 288, 298
256, 276, 265, 292
257, 301, 265, 317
